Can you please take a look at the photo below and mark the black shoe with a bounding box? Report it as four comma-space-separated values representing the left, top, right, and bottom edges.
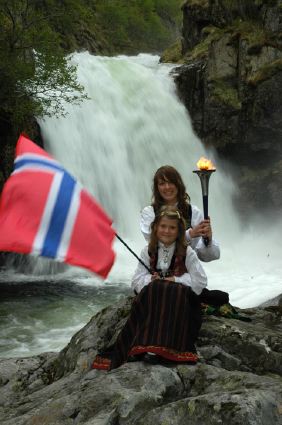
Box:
143, 353, 160, 364
158, 356, 175, 365
127, 353, 145, 362
144, 353, 180, 366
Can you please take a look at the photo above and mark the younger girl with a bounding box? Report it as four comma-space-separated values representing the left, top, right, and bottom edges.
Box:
93, 206, 207, 371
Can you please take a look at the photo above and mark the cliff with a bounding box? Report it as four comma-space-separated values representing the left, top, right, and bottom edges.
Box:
169, 0, 282, 216
0, 296, 281, 424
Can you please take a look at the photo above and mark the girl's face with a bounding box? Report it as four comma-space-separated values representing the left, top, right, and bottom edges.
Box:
157, 178, 178, 205
156, 216, 178, 247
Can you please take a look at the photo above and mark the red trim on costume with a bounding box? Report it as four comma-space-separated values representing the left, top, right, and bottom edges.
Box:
92, 355, 111, 371
129, 345, 198, 363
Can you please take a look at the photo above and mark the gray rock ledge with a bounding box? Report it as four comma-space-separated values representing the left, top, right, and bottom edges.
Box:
0, 296, 281, 424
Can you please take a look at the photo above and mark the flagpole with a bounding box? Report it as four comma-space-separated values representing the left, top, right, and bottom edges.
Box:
115, 233, 152, 273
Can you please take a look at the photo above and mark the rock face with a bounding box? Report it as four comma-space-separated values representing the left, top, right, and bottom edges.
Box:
173, 0, 282, 216
0, 296, 281, 424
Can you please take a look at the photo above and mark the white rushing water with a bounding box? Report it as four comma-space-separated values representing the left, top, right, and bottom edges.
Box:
1, 52, 281, 357
40, 52, 282, 305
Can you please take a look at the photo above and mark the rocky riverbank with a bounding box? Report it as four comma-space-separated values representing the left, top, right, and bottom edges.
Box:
0, 295, 281, 424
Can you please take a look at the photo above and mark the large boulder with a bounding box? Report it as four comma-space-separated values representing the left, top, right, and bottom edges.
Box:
171, 0, 282, 216
0, 296, 281, 424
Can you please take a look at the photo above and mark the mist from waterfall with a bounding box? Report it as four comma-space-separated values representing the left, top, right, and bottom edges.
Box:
1, 52, 281, 358
38, 52, 281, 307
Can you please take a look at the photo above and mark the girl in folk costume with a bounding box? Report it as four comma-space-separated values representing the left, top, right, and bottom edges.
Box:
93, 206, 207, 371
140, 165, 220, 262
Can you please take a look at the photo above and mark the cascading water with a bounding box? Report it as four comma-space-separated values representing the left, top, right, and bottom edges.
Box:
39, 53, 238, 283
1, 52, 281, 357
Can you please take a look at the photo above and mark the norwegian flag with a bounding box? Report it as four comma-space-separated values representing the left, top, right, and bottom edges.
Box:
0, 134, 116, 278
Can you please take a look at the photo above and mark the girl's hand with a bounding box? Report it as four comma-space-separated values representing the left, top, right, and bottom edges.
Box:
165, 276, 175, 282
190, 218, 212, 239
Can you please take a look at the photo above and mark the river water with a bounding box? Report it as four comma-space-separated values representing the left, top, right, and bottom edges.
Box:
0, 53, 281, 358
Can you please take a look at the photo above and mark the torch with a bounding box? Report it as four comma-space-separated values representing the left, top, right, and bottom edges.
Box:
193, 157, 216, 246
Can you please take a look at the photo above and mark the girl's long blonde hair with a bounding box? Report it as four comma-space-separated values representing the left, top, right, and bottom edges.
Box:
149, 205, 188, 256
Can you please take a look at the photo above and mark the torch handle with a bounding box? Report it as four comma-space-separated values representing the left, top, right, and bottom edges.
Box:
203, 195, 208, 219
203, 195, 209, 246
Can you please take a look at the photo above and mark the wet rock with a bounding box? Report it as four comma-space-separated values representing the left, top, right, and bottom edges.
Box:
0, 296, 281, 424
172, 0, 282, 216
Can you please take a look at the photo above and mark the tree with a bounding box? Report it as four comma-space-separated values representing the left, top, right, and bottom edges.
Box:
0, 0, 87, 131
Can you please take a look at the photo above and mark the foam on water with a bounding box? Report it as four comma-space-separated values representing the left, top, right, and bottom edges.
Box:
1, 52, 281, 357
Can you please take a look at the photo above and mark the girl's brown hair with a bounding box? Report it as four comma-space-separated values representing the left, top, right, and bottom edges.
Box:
149, 205, 188, 256
152, 165, 191, 222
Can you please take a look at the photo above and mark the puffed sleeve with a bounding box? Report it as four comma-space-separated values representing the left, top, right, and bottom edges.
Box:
174, 246, 207, 295
187, 204, 220, 262
194, 238, 220, 262
131, 246, 152, 294
185, 204, 203, 245
140, 206, 155, 241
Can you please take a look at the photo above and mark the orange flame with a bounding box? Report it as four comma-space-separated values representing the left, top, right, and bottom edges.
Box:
196, 157, 216, 170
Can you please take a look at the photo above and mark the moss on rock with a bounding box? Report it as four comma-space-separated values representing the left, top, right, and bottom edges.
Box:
184, 26, 225, 62
160, 38, 183, 63
210, 80, 242, 110
185, 0, 209, 7
248, 58, 282, 86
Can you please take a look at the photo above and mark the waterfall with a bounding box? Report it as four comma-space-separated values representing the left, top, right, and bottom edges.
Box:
40, 53, 212, 239
36, 52, 282, 306
38, 52, 230, 280
1, 52, 281, 358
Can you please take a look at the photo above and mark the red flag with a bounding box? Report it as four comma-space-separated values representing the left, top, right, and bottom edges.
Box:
0, 134, 116, 278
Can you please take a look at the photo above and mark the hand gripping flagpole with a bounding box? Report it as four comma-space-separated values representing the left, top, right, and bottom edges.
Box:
193, 157, 216, 247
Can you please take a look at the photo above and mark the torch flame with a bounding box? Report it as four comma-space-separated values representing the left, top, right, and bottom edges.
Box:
196, 157, 216, 170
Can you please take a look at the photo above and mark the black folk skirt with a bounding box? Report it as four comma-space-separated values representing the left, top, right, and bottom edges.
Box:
92, 279, 202, 371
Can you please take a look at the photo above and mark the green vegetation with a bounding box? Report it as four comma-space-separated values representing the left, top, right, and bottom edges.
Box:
230, 19, 267, 48
160, 38, 183, 63
211, 0, 272, 20
0, 0, 88, 131
187, 0, 209, 7
182, 18, 271, 64
248, 58, 282, 86
0, 0, 183, 186
210, 80, 242, 110
186, 26, 225, 61
0, 0, 183, 131
93, 0, 183, 54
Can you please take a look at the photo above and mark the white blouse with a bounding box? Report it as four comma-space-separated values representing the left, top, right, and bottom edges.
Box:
131, 242, 207, 295
140, 204, 220, 262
